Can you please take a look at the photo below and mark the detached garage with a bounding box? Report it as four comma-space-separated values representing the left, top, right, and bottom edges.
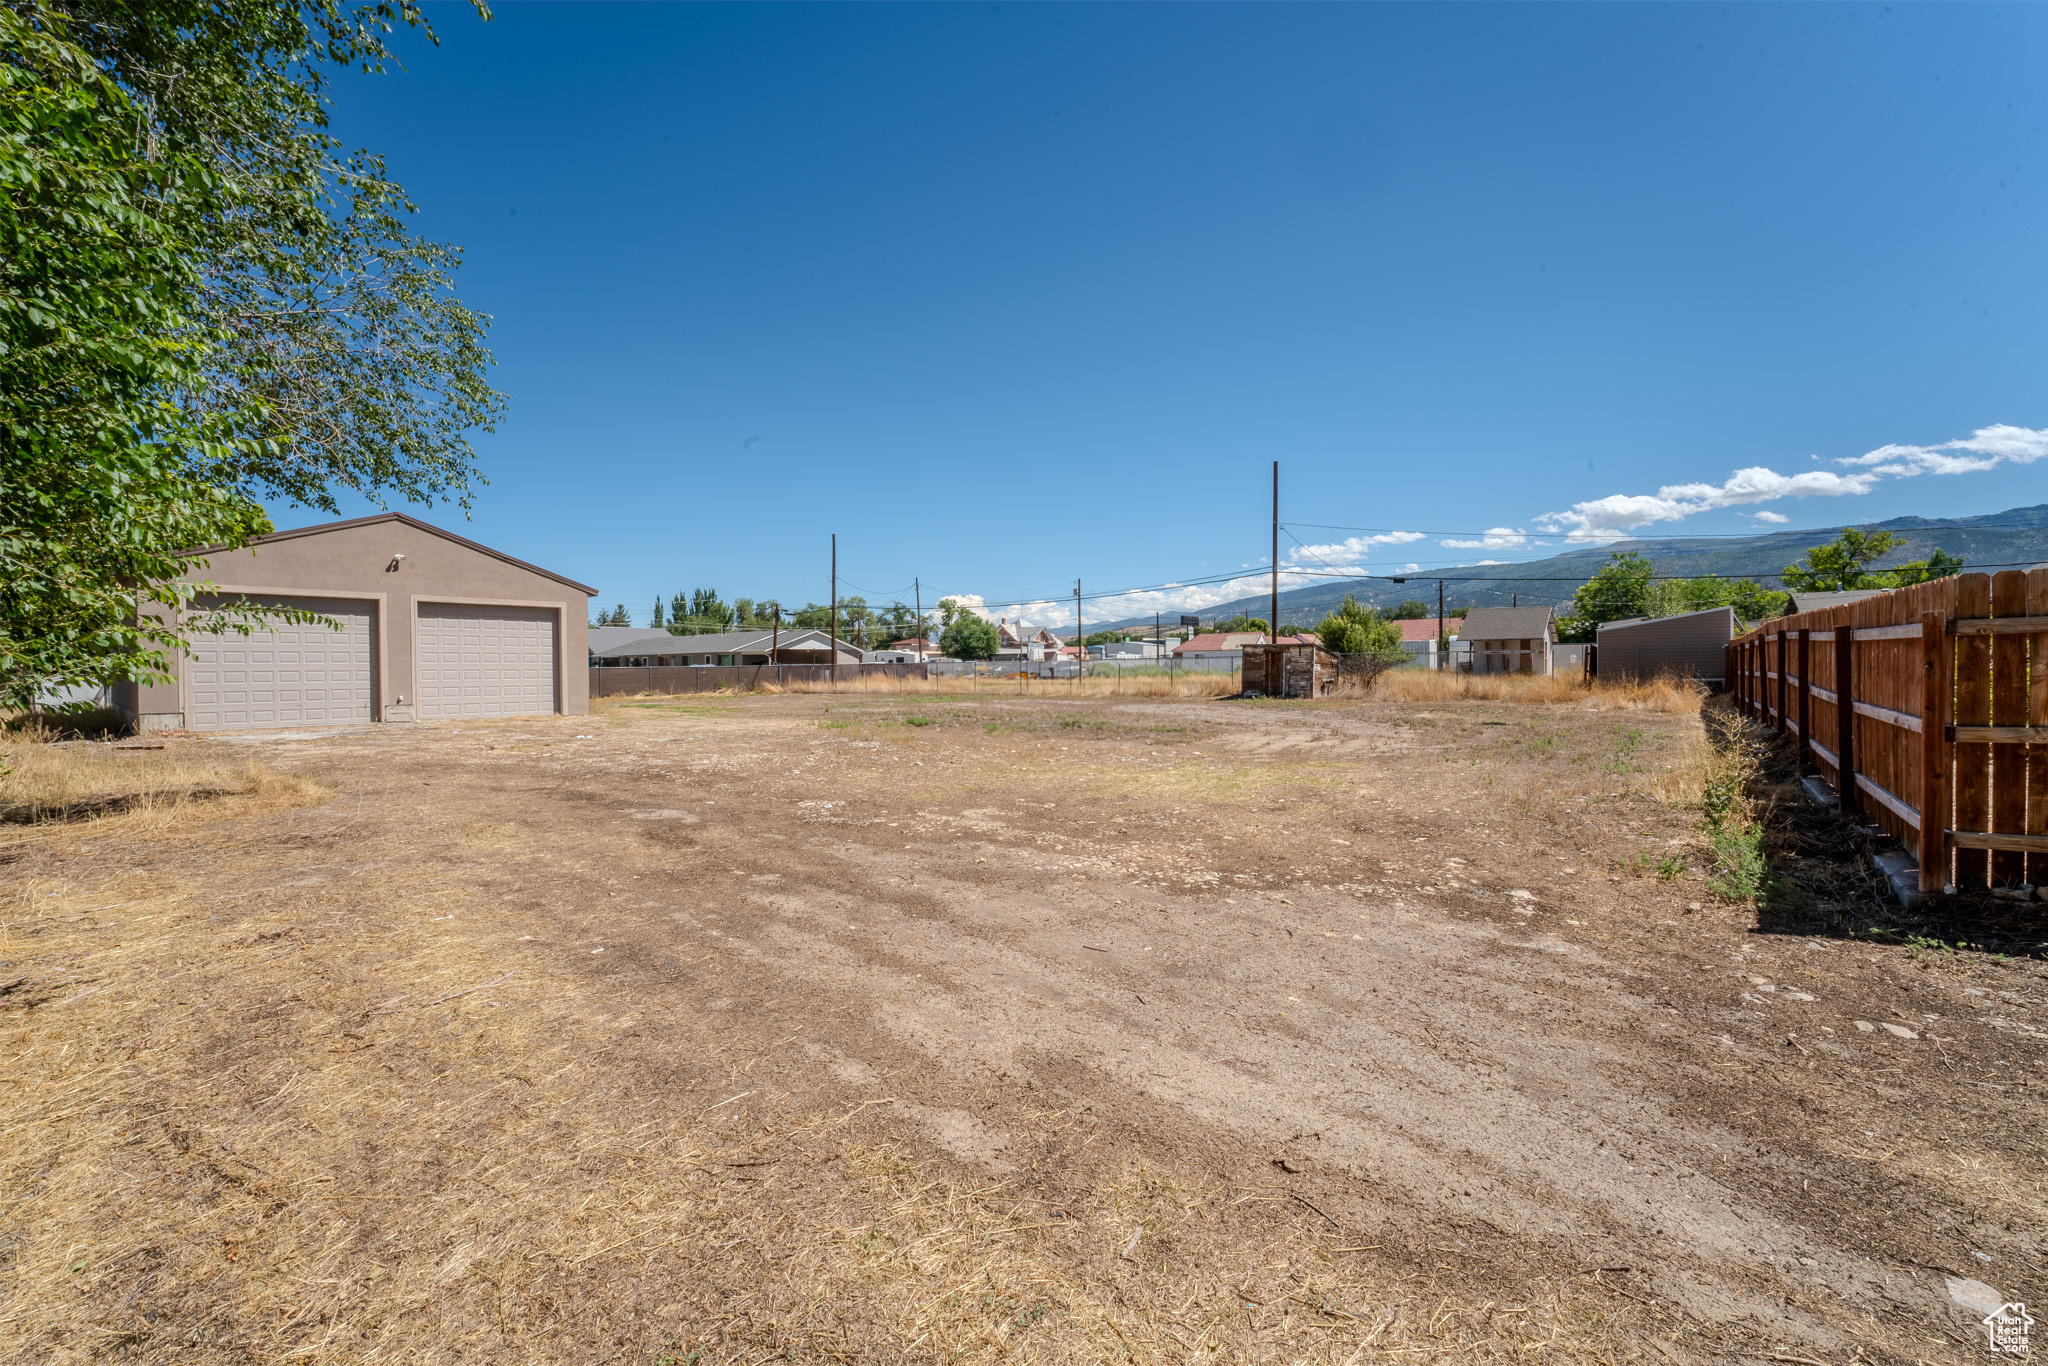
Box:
116, 513, 595, 733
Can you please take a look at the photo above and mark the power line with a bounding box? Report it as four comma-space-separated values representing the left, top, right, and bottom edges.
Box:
1283, 518, 2048, 539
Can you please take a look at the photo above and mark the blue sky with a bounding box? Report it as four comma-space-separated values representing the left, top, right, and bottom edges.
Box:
304, 2, 2048, 628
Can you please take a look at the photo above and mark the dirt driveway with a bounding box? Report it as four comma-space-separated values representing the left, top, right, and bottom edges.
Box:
3, 690, 2041, 1364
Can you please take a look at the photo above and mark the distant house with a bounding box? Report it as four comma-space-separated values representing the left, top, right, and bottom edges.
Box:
1459, 606, 1557, 675
1396, 617, 1458, 668
1595, 607, 1734, 685
1397, 618, 1459, 644
589, 628, 860, 667
1174, 632, 1266, 655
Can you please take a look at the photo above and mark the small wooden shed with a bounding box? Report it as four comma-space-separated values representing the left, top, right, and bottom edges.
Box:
1242, 642, 1337, 698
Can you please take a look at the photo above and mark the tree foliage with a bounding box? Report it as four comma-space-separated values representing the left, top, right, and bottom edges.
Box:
1, 0, 502, 710
1557, 550, 1791, 641
1315, 595, 1402, 655
939, 613, 999, 660
1780, 529, 1963, 593
53, 0, 505, 512
1, 6, 284, 710
1388, 598, 1431, 620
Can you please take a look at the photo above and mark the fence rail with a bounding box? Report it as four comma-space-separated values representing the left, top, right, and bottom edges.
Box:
1727, 570, 2048, 894
589, 663, 929, 696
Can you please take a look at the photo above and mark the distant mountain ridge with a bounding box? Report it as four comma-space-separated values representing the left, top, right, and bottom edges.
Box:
1095, 504, 2048, 632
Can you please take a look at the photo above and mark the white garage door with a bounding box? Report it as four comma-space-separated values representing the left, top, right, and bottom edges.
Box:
416, 605, 558, 719
186, 596, 376, 731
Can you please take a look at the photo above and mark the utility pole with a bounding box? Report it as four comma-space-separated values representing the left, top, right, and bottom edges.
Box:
914, 577, 924, 659
1438, 579, 1446, 671
1074, 579, 1082, 682
1270, 460, 1279, 645
1155, 610, 1161, 663
830, 533, 838, 686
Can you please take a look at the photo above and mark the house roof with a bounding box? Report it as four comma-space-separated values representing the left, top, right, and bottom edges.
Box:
1397, 618, 1459, 643
590, 628, 859, 660
194, 511, 598, 596
1174, 632, 1267, 653
1458, 606, 1557, 641
1784, 588, 1887, 614
588, 627, 675, 654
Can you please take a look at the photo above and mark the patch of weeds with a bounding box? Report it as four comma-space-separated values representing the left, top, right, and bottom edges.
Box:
1621, 850, 1687, 880
904, 715, 935, 727
817, 721, 852, 730
655, 1347, 705, 1366
1602, 728, 1646, 774
984, 722, 1000, 733
1701, 768, 1766, 900
1059, 718, 1108, 730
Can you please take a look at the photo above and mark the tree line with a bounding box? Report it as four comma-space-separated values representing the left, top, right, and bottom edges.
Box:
1557, 530, 1962, 641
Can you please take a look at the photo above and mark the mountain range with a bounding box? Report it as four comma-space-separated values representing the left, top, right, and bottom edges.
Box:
1095, 503, 2048, 632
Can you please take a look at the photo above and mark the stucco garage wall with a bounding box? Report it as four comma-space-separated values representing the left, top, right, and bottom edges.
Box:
116, 515, 592, 731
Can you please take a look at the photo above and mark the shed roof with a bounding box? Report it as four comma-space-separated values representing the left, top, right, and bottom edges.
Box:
1783, 588, 1888, 614
193, 512, 598, 596
1458, 606, 1556, 641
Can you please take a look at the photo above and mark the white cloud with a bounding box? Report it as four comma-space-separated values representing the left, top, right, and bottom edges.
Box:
1403, 562, 1420, 573
1476, 559, 1509, 566
1538, 466, 1878, 542
1440, 527, 1528, 550
1750, 510, 1790, 524
1835, 423, 2048, 477
1287, 530, 1424, 566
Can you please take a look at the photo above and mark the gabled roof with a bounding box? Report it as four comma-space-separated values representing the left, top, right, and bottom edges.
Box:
196, 512, 599, 596
1398, 618, 1458, 643
590, 628, 861, 660
1459, 606, 1557, 641
1784, 588, 1887, 614
588, 626, 676, 654
1174, 632, 1267, 653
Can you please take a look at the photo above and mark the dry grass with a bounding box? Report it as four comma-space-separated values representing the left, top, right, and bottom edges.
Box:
1368, 668, 1706, 714
605, 670, 1243, 701
0, 728, 325, 825
0, 783, 1689, 1363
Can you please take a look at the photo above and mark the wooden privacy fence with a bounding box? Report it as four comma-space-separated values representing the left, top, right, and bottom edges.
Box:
589, 663, 929, 696
1726, 570, 2048, 894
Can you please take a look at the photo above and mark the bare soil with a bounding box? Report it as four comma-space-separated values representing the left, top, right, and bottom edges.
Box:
2, 690, 2041, 1364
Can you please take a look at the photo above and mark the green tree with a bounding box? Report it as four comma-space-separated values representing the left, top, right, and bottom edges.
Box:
58, 0, 504, 514
0, 7, 291, 711
940, 613, 1000, 660
1209, 614, 1269, 635
1780, 530, 1905, 593
1887, 547, 1964, 587
1558, 552, 1654, 641
1388, 599, 1431, 620
649, 596, 664, 628
1, 1, 502, 709
1781, 530, 1964, 594
1315, 595, 1402, 655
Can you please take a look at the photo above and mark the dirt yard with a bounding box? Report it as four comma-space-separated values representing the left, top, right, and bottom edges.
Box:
2, 686, 2042, 1364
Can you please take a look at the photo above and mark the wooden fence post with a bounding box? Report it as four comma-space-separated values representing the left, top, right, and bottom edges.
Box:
2030, 567, 2048, 888
1836, 615, 1857, 817
1990, 570, 2029, 887
1919, 609, 1950, 895
1774, 631, 1787, 734
1952, 574, 1992, 888
1796, 628, 1811, 770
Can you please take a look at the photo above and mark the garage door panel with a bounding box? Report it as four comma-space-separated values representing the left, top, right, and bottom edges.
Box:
186, 596, 375, 731
416, 605, 557, 718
